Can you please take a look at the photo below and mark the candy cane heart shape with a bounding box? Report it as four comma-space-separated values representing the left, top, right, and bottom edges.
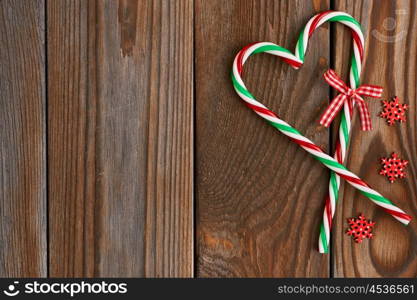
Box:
231, 45, 411, 240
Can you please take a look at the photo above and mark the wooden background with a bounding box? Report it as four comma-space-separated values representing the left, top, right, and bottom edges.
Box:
0, 0, 416, 277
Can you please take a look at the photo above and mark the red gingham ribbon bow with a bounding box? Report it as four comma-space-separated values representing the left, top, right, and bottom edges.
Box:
320, 69, 383, 131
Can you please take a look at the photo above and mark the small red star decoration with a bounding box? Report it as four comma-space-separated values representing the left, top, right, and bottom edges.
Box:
346, 214, 375, 243
379, 153, 409, 183
380, 96, 408, 126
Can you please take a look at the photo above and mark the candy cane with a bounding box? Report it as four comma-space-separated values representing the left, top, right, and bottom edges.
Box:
293, 11, 365, 253
231, 42, 411, 244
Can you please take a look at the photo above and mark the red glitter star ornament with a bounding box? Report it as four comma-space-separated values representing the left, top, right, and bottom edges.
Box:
346, 214, 375, 243
380, 96, 408, 126
379, 153, 409, 183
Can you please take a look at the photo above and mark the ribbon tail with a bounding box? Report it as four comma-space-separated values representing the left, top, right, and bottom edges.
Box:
320, 94, 346, 128
355, 97, 372, 131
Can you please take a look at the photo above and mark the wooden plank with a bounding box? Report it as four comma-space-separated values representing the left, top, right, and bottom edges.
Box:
333, 0, 417, 277
48, 0, 193, 277
195, 0, 330, 277
0, 0, 46, 277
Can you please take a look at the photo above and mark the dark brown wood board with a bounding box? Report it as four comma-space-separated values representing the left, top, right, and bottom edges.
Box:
0, 0, 47, 277
332, 0, 417, 277
195, 0, 331, 277
47, 0, 193, 277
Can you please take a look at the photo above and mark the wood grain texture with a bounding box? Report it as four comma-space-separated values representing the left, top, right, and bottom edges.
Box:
332, 0, 417, 277
48, 0, 193, 277
195, 0, 331, 277
0, 0, 46, 277
1, 0, 415, 278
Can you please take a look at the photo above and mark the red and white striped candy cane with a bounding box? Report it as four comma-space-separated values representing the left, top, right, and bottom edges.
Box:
293, 11, 366, 253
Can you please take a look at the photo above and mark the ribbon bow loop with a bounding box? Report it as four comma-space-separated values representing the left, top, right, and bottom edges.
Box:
320, 69, 383, 131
